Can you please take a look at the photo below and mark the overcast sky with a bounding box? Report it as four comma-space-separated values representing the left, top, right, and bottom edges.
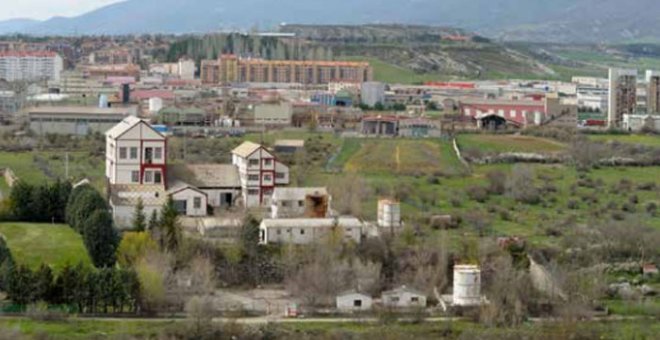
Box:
1, 0, 122, 21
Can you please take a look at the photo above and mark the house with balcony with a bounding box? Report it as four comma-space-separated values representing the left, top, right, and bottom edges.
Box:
231, 141, 289, 208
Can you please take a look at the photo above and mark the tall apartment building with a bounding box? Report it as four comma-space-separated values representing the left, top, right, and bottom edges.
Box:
608, 68, 637, 128
201, 54, 372, 85
646, 70, 660, 114
0, 51, 63, 82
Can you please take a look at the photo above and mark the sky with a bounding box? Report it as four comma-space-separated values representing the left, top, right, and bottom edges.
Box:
0, 0, 122, 21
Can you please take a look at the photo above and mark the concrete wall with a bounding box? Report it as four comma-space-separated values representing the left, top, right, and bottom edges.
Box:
171, 188, 207, 217
336, 293, 373, 311
381, 291, 427, 308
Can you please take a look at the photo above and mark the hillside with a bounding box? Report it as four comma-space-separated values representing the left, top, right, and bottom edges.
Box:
2, 0, 660, 43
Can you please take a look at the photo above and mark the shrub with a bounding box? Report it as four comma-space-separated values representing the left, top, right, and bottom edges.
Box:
567, 200, 580, 210
646, 202, 658, 216
629, 195, 639, 205
467, 186, 489, 203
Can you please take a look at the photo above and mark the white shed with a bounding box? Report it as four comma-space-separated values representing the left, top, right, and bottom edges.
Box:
336, 290, 373, 312
381, 285, 427, 308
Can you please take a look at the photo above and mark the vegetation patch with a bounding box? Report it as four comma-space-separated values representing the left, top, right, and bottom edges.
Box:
0, 223, 92, 271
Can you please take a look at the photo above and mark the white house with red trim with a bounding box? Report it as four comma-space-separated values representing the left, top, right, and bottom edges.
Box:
232, 141, 289, 208
106, 116, 208, 228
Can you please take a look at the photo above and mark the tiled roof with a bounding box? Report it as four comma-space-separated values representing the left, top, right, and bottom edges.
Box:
231, 141, 262, 158
168, 164, 240, 189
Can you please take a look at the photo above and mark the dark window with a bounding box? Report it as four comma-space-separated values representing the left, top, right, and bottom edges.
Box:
354, 300, 362, 307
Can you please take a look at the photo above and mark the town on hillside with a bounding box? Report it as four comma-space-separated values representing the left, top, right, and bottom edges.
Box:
0, 27, 658, 339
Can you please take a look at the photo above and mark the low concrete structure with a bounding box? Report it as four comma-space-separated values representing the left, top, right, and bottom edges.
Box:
271, 187, 331, 219
336, 290, 373, 312
259, 217, 363, 245
168, 164, 242, 209
381, 285, 427, 309
274, 139, 305, 154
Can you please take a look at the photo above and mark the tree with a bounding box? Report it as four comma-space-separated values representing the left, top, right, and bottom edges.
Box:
8, 181, 34, 221
506, 165, 540, 205
132, 198, 147, 232
33, 264, 54, 303
83, 210, 119, 268
148, 210, 159, 231
116, 232, 158, 267
6, 264, 35, 306
159, 197, 181, 253
65, 185, 108, 233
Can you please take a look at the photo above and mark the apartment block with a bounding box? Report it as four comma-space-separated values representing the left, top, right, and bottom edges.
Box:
0, 51, 63, 82
646, 70, 660, 114
201, 54, 372, 85
608, 68, 637, 128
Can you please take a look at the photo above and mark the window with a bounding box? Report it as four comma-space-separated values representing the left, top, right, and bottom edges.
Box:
287, 229, 291, 233
119, 147, 127, 159
144, 147, 153, 163
249, 159, 259, 166
298, 201, 304, 207
144, 171, 153, 183
390, 297, 400, 303
130, 147, 138, 159
263, 174, 272, 182
154, 147, 163, 159
353, 300, 362, 307
154, 171, 162, 184
193, 197, 201, 209
277, 229, 281, 235
248, 174, 259, 181
300, 229, 305, 235
411, 297, 419, 303
248, 189, 259, 195
131, 171, 139, 183
264, 159, 272, 166
276, 172, 285, 179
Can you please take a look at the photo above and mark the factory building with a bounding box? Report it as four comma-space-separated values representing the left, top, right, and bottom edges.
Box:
28, 106, 137, 136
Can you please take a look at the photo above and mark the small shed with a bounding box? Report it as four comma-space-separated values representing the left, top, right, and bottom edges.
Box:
381, 285, 427, 308
336, 290, 373, 312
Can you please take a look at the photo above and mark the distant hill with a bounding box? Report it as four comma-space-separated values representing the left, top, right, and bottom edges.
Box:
1, 0, 660, 43
0, 18, 40, 34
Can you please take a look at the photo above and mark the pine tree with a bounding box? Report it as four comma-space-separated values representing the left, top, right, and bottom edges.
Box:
132, 198, 146, 232
83, 210, 119, 268
159, 197, 181, 253
148, 210, 159, 231
34, 264, 54, 303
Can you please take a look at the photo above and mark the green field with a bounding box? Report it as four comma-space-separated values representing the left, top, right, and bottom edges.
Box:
457, 134, 567, 154
588, 134, 660, 147
0, 319, 171, 339
335, 139, 464, 176
0, 223, 92, 271
340, 56, 443, 84
0, 151, 105, 190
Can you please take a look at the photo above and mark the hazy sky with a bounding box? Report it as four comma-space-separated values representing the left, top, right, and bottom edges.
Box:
1, 0, 122, 21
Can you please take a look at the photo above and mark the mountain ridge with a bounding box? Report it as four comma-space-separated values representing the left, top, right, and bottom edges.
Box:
0, 0, 658, 43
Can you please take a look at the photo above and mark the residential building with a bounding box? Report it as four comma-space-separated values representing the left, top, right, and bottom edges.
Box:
622, 114, 660, 132
398, 118, 442, 138
167, 164, 242, 209
381, 286, 427, 308
0, 91, 20, 113
89, 49, 134, 65
201, 54, 372, 85
258, 217, 363, 245
105, 116, 167, 187
231, 141, 289, 207
270, 187, 331, 219
336, 290, 373, 312
0, 51, 63, 82
646, 70, 660, 114
149, 58, 196, 80
83, 64, 141, 79
608, 68, 637, 128
28, 106, 136, 136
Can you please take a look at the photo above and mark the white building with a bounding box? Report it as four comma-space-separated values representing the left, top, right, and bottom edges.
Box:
167, 164, 242, 209
231, 141, 289, 207
259, 217, 363, 245
377, 199, 402, 231
106, 116, 167, 187
253, 102, 293, 126
149, 58, 196, 80
336, 290, 373, 312
0, 51, 63, 82
361, 82, 386, 107
271, 187, 330, 219
381, 286, 427, 309
29, 106, 137, 136
623, 114, 660, 132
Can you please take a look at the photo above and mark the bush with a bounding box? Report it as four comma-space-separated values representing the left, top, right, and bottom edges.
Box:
629, 195, 639, 205
506, 165, 541, 205
637, 182, 657, 191
646, 202, 658, 216
567, 200, 580, 210
467, 186, 489, 203
486, 170, 506, 195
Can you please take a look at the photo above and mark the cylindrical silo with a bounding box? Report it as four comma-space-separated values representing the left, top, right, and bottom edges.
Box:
453, 265, 481, 306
